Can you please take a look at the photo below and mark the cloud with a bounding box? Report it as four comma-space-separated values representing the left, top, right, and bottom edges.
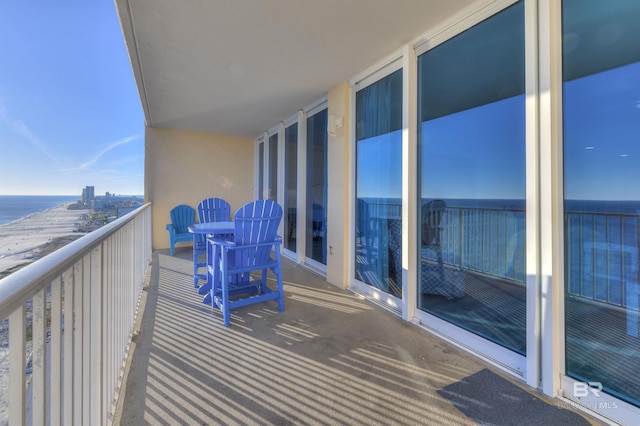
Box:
61, 134, 138, 172
0, 105, 58, 161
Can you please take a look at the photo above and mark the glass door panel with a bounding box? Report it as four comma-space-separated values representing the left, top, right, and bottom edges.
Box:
417, 1, 526, 354
306, 108, 327, 265
563, 0, 640, 408
284, 123, 298, 253
268, 133, 278, 201
355, 69, 403, 298
257, 141, 264, 200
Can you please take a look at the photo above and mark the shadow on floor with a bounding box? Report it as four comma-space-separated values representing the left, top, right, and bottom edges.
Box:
115, 248, 604, 426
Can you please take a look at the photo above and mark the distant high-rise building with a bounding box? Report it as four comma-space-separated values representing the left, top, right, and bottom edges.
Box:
82, 185, 95, 207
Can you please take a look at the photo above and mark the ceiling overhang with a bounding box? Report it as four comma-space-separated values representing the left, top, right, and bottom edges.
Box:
115, 0, 477, 138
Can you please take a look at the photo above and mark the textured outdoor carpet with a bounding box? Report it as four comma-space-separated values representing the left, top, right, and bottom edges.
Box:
438, 369, 590, 425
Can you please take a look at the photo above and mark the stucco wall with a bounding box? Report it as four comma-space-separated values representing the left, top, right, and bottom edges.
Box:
326, 81, 350, 288
145, 127, 254, 251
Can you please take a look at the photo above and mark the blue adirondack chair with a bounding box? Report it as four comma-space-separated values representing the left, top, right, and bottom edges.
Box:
197, 197, 231, 223
165, 204, 196, 255
192, 198, 232, 287
206, 200, 284, 326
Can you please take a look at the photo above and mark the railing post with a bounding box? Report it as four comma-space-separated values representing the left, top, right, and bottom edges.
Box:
51, 276, 63, 426
32, 286, 47, 425
90, 247, 103, 425
63, 267, 75, 423
74, 261, 84, 425
9, 306, 26, 426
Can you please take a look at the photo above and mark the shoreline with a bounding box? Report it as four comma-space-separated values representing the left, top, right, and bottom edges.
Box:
0, 204, 71, 228
0, 203, 90, 274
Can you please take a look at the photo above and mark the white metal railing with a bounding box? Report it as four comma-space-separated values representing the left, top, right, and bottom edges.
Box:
0, 203, 152, 425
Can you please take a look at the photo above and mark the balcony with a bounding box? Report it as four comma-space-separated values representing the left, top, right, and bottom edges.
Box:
116, 248, 606, 425
0, 204, 604, 425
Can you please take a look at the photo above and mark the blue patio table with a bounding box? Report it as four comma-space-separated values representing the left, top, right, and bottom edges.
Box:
188, 221, 234, 288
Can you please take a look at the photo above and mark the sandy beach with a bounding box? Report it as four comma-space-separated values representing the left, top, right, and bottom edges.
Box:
0, 203, 89, 274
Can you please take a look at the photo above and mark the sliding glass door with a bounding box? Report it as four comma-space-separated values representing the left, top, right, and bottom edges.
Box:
417, 1, 527, 355
306, 107, 328, 266
354, 68, 403, 300
284, 122, 298, 254
268, 132, 278, 201
562, 0, 640, 409
257, 138, 264, 200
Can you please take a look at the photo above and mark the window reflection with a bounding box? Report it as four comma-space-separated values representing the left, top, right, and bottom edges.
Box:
417, 1, 526, 354
258, 142, 264, 200
306, 109, 327, 264
563, 0, 640, 407
268, 133, 278, 201
355, 69, 403, 297
284, 123, 298, 252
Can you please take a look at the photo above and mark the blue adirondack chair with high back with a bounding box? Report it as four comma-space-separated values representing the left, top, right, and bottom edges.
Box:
197, 197, 231, 224
206, 199, 284, 326
165, 204, 196, 255
192, 198, 232, 287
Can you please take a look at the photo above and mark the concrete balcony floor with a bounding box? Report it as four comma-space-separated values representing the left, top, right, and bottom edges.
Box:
114, 248, 604, 425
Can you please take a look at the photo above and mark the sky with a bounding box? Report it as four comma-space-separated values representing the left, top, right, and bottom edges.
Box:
357, 61, 640, 202
421, 95, 526, 201
563, 61, 640, 201
0, 1, 144, 197
356, 95, 526, 201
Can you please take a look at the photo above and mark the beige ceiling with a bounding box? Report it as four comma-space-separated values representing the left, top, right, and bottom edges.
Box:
115, 0, 476, 138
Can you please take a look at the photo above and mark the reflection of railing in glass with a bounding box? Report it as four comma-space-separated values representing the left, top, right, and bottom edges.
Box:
361, 199, 638, 316
285, 207, 296, 252
355, 199, 402, 297
566, 211, 640, 336
360, 199, 528, 300
420, 203, 526, 285
359, 199, 527, 287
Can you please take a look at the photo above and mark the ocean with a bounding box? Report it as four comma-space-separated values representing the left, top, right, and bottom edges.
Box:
0, 195, 80, 227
